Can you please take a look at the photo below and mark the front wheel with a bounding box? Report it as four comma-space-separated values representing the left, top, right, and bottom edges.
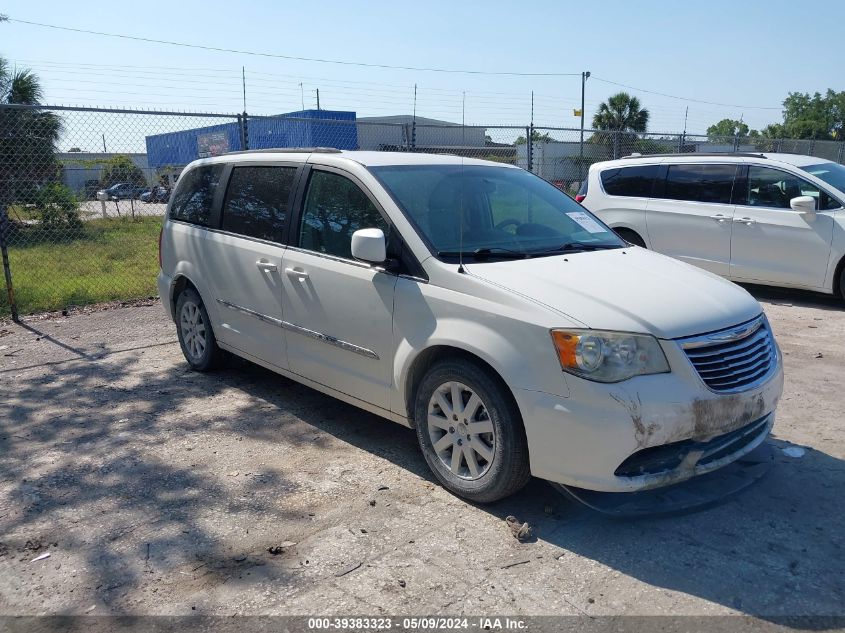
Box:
175, 288, 223, 371
414, 358, 531, 503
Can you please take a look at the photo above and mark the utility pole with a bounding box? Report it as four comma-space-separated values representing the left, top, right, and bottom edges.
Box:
102, 133, 107, 153
579, 71, 590, 180
462, 91, 466, 143
411, 84, 417, 150
299, 83, 304, 111
242, 66, 247, 112
316, 88, 320, 110
679, 106, 688, 152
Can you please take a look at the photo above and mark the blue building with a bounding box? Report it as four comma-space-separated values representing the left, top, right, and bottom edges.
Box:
145, 110, 358, 169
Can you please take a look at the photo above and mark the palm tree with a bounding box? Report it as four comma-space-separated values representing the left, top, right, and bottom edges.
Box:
591, 92, 649, 158
0, 57, 62, 207
592, 92, 649, 133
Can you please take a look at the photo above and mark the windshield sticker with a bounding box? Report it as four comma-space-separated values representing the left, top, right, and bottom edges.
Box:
566, 212, 606, 234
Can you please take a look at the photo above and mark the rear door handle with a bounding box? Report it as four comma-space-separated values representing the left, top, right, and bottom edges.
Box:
733, 217, 756, 226
285, 267, 309, 280
710, 214, 728, 223
256, 260, 278, 272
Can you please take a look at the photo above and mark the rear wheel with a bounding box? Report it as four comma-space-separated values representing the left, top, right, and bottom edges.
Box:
614, 227, 646, 248
175, 288, 223, 371
414, 358, 531, 503
839, 266, 845, 299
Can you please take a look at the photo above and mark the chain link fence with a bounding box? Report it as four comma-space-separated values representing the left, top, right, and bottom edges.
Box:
2, 103, 844, 319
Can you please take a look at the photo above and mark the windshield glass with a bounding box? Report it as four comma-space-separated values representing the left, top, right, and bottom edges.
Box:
369, 164, 623, 258
801, 162, 845, 193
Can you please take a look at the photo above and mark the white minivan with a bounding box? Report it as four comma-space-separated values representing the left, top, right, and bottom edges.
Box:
579, 153, 845, 296
158, 149, 783, 502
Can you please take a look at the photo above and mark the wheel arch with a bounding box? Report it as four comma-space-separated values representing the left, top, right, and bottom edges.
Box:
402, 344, 520, 429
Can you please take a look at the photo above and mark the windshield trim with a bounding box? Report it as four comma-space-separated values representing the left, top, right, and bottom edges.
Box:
367, 163, 623, 264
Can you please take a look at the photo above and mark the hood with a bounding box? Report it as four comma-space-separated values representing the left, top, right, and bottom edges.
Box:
465, 247, 762, 339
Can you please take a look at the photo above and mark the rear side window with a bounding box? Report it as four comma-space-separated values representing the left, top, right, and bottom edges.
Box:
169, 164, 224, 226
662, 164, 737, 204
600, 165, 659, 198
221, 166, 297, 241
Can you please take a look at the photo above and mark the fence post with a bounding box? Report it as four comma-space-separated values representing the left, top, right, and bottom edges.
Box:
240, 112, 250, 150
808, 137, 816, 156
837, 141, 844, 165
526, 126, 533, 172
0, 204, 18, 322
733, 133, 740, 152
677, 132, 684, 153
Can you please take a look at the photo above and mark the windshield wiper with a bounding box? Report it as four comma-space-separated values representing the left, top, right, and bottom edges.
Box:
538, 241, 624, 254
436, 247, 529, 260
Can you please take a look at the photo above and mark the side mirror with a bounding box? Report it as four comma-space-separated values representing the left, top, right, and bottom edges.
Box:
790, 196, 817, 221
351, 228, 387, 264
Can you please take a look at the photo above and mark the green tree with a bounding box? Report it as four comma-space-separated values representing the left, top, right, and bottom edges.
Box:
0, 56, 63, 207
590, 92, 650, 158
592, 92, 649, 134
514, 130, 555, 145
780, 90, 844, 140
98, 155, 147, 188
706, 118, 752, 141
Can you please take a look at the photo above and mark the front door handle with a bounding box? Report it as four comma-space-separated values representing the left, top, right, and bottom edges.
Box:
710, 214, 728, 223
256, 260, 278, 272
733, 217, 757, 226
285, 267, 309, 281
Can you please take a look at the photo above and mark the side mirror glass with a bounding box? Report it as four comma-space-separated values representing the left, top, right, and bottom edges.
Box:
790, 195, 817, 220
351, 228, 387, 264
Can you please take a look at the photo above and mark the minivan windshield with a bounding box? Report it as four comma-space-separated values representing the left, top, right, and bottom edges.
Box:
369, 164, 623, 260
801, 162, 845, 194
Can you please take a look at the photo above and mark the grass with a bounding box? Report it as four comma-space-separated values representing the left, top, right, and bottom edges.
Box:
1, 216, 162, 317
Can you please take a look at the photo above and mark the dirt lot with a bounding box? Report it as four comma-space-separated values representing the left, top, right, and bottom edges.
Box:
0, 287, 843, 619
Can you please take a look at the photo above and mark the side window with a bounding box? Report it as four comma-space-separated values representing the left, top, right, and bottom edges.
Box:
600, 165, 659, 197
221, 166, 297, 241
298, 171, 388, 259
662, 164, 737, 204
744, 166, 835, 210
169, 164, 224, 226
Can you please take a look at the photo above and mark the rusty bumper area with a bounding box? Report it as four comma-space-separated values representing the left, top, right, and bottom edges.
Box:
607, 413, 773, 492
615, 414, 771, 478
556, 439, 774, 518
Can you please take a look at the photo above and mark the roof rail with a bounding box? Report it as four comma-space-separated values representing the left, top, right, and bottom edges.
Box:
621, 152, 767, 160
224, 147, 342, 155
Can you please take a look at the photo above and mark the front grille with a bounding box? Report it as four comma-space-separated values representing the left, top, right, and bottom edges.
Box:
680, 316, 776, 393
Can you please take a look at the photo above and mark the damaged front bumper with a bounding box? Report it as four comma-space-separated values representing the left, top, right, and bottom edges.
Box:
516, 336, 784, 493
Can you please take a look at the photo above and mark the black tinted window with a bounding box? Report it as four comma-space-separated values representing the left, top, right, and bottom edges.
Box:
299, 171, 388, 259
222, 166, 296, 241
600, 165, 658, 197
663, 164, 737, 204
169, 164, 224, 226
744, 166, 837, 210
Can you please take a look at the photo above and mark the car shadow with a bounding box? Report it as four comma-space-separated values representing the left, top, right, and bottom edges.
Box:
195, 358, 844, 623
741, 283, 843, 311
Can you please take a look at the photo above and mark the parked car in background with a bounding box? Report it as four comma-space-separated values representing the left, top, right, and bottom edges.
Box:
158, 150, 783, 503
96, 182, 145, 201
140, 185, 170, 204
579, 153, 845, 297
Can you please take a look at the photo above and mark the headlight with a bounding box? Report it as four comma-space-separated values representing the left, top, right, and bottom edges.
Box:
550, 329, 669, 382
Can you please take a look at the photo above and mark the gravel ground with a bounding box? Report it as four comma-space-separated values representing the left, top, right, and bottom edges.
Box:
0, 286, 843, 619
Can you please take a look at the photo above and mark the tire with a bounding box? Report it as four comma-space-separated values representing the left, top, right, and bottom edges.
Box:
614, 228, 646, 248
175, 288, 224, 371
839, 266, 845, 300
414, 358, 531, 503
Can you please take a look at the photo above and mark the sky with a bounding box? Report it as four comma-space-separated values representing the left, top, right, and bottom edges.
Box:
2, 0, 844, 136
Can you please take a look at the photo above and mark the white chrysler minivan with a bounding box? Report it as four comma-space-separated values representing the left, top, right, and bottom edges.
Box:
158, 149, 783, 502
579, 153, 845, 296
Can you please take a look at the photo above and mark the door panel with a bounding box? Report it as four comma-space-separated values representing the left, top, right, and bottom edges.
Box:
730, 166, 835, 288
204, 232, 287, 369
283, 168, 396, 410
646, 164, 738, 276
202, 164, 299, 369
281, 249, 397, 409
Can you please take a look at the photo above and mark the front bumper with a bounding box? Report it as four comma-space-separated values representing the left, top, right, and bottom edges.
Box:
516, 339, 784, 493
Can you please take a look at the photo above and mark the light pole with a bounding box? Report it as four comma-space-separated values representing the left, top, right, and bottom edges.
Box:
579, 70, 591, 180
